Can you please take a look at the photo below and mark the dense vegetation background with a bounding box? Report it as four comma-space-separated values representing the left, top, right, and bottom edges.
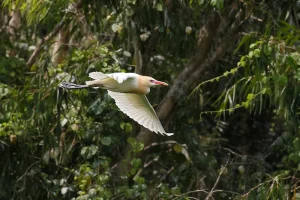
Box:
1, 0, 300, 199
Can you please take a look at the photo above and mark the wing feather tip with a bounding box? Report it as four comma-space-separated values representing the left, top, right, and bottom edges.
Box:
163, 132, 174, 136
108, 91, 174, 136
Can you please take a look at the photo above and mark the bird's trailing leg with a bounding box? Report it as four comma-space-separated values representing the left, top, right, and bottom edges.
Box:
59, 82, 89, 89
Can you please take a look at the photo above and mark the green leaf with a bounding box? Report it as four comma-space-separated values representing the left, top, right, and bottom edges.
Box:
80, 145, 98, 159
261, 88, 267, 94
249, 43, 257, 49
223, 71, 229, 76
61, 187, 68, 195
263, 45, 272, 55
89, 99, 103, 115
293, 138, 300, 151
133, 175, 145, 184
286, 56, 297, 70
248, 51, 254, 58
216, 0, 224, 10
246, 94, 254, 100
173, 144, 182, 153
210, 0, 216, 6
253, 49, 260, 57
112, 24, 120, 32
294, 69, 300, 80
127, 137, 136, 145
120, 122, 132, 133
156, 3, 163, 11
127, 137, 144, 152
275, 75, 288, 86
230, 68, 238, 74
131, 158, 142, 168
101, 137, 112, 146
130, 168, 136, 175
242, 101, 249, 108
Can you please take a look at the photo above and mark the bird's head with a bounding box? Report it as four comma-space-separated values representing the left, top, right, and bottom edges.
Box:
144, 76, 168, 87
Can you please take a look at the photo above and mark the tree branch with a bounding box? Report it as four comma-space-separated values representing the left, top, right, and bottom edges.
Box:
205, 156, 230, 200
26, 1, 82, 67
26, 19, 67, 67
51, 25, 70, 65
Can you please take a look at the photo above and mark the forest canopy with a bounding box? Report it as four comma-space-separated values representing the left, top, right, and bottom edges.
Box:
1, 0, 300, 199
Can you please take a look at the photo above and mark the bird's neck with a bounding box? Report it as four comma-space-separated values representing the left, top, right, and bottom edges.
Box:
126, 76, 150, 94
137, 76, 151, 94
137, 85, 150, 94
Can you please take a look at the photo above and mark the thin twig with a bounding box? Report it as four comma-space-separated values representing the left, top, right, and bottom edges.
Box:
211, 189, 240, 195
134, 155, 160, 178
173, 190, 210, 200
184, 197, 199, 200
205, 156, 230, 200
241, 175, 291, 198
13, 161, 40, 198
156, 166, 175, 188
143, 140, 186, 151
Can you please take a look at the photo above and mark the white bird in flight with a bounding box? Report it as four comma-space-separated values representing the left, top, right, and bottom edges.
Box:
60, 72, 173, 136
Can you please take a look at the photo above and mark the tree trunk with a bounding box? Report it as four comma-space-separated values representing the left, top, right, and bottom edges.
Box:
51, 27, 70, 65
7, 10, 21, 56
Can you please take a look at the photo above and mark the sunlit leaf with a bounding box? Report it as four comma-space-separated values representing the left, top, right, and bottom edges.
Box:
101, 137, 112, 146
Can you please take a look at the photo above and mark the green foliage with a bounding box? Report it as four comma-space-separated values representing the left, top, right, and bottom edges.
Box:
2, 0, 300, 200
127, 137, 144, 153
192, 11, 300, 199
199, 21, 300, 122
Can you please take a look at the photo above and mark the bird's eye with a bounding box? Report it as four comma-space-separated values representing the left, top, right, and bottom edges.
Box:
150, 79, 155, 83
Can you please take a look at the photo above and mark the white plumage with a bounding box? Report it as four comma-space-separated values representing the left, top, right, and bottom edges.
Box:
89, 72, 137, 84
107, 91, 173, 136
60, 72, 173, 136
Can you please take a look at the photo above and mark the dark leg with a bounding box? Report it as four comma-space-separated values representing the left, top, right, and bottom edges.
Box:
59, 82, 89, 89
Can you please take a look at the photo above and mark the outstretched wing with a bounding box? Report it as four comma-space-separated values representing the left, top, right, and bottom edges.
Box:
89, 72, 137, 84
108, 91, 173, 136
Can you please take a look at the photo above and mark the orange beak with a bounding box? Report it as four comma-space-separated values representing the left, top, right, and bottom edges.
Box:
153, 80, 168, 86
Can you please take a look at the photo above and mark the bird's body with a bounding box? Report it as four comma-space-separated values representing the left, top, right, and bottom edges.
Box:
86, 73, 150, 94
60, 72, 173, 136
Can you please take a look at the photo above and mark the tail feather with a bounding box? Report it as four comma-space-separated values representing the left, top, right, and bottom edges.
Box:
89, 72, 109, 80
59, 82, 89, 89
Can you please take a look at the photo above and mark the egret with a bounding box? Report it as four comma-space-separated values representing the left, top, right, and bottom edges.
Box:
60, 72, 173, 136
